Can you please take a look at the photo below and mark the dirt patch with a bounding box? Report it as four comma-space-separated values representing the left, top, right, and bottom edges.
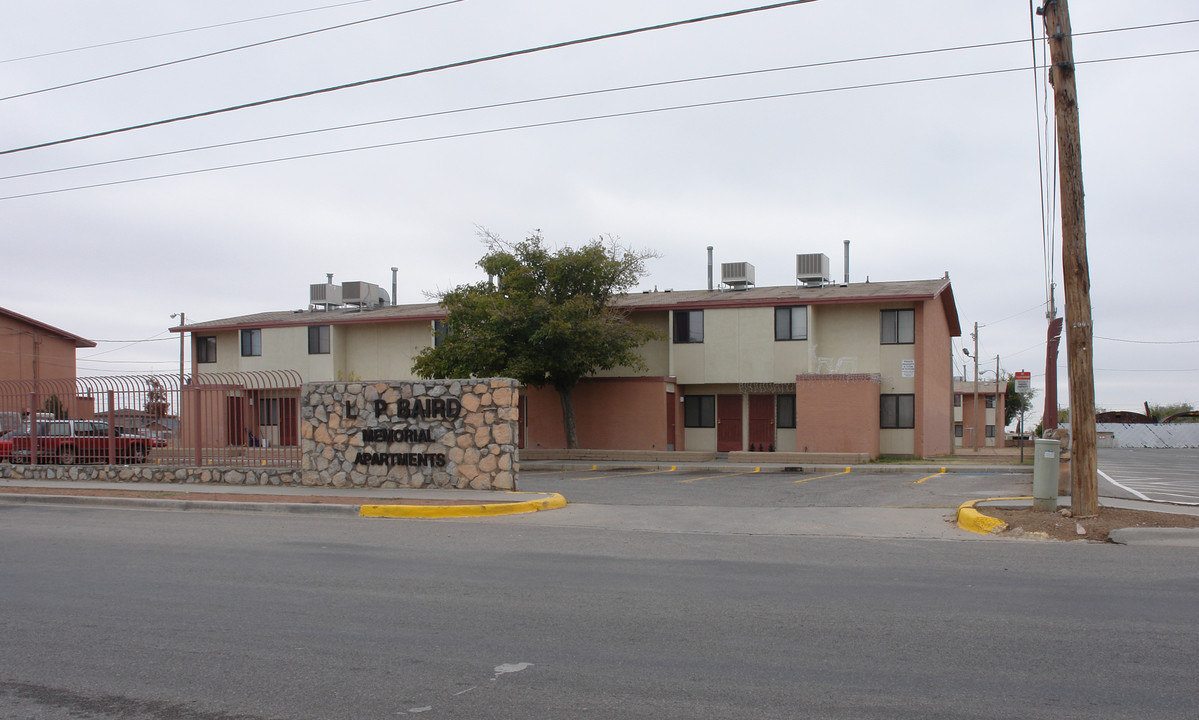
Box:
982, 505, 1199, 542
0, 487, 495, 506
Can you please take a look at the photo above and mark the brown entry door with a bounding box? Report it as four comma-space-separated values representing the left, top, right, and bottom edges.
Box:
717, 394, 742, 452
748, 395, 775, 451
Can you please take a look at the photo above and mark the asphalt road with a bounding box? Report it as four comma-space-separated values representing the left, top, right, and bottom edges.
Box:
3, 500, 1198, 720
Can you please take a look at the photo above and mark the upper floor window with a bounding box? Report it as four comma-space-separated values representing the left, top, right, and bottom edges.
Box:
240, 329, 262, 357
985, 395, 996, 409
774, 306, 808, 341
953, 393, 962, 407
880, 394, 915, 429
673, 309, 704, 344
196, 336, 217, 363
880, 309, 915, 345
308, 325, 330, 355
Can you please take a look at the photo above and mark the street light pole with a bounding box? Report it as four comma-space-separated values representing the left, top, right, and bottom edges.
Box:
170, 312, 185, 388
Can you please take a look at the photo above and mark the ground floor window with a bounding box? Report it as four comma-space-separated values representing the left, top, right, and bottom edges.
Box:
683, 395, 715, 428
985, 425, 995, 438
776, 394, 796, 428
880, 394, 915, 429
955, 423, 963, 438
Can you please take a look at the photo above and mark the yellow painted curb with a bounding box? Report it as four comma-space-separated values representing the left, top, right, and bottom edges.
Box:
359, 492, 567, 519
956, 496, 1032, 534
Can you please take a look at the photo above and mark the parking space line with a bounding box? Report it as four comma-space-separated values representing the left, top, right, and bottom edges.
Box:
793, 467, 850, 484
912, 468, 947, 485
1099, 468, 1153, 501
575, 467, 676, 482
676, 468, 760, 483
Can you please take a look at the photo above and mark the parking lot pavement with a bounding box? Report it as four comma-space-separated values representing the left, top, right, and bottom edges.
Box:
1099, 448, 1199, 505
516, 466, 1034, 509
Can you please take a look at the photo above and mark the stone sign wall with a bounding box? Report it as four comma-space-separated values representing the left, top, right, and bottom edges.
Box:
301, 379, 519, 490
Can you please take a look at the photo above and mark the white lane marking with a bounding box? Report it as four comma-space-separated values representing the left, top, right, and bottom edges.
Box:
1099, 468, 1153, 501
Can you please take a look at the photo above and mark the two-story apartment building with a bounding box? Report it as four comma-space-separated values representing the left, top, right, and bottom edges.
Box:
953, 380, 1007, 449
178, 271, 961, 459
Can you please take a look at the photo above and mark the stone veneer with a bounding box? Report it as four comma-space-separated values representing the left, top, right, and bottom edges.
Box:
301, 379, 520, 490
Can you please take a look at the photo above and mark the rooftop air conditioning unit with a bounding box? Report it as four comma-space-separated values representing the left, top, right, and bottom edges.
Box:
342, 281, 388, 308
310, 283, 342, 310
796, 253, 831, 287
721, 261, 755, 290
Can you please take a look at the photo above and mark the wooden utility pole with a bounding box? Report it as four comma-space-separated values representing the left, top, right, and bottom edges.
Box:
1042, 0, 1098, 517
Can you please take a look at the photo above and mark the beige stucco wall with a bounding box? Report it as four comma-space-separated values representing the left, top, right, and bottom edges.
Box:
670, 306, 812, 385
592, 312, 670, 378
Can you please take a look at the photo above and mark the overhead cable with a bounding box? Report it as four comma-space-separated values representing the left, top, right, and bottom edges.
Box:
0, 0, 383, 65
3, 47, 1196, 202
0, 1, 820, 156
0, 1, 465, 102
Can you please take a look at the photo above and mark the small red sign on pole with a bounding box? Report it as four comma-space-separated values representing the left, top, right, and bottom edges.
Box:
1014, 371, 1032, 394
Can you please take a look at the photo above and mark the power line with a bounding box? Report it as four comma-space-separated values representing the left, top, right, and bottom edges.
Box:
4, 47, 1196, 202
0, 1, 465, 102
4, 17, 1193, 184
0, 1, 821, 157
0, 0, 384, 65
2, 34, 1046, 183
1095, 335, 1199, 345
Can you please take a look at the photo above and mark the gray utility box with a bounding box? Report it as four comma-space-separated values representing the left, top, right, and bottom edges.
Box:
1032, 438, 1061, 511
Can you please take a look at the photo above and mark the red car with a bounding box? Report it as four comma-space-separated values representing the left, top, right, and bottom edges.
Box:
0, 430, 15, 462
11, 420, 152, 464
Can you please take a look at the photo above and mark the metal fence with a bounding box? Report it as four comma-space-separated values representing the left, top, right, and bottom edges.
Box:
0, 370, 303, 467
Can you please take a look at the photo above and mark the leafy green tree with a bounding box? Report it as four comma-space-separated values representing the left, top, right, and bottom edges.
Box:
44, 394, 67, 420
1147, 402, 1195, 423
145, 378, 170, 419
412, 230, 661, 448
1003, 375, 1035, 427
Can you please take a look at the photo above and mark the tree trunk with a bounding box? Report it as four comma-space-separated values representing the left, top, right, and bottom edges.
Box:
557, 383, 580, 450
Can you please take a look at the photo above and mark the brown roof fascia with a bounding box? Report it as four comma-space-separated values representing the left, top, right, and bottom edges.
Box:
0, 306, 97, 348
174, 305, 445, 333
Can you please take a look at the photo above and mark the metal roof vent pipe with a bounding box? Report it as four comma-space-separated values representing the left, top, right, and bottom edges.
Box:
391, 266, 398, 306
843, 240, 850, 286
707, 246, 714, 291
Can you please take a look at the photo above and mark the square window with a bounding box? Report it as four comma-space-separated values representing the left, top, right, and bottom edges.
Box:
880, 309, 915, 345
673, 310, 704, 343
683, 395, 715, 428
240, 329, 261, 357
308, 325, 330, 355
196, 336, 217, 363
774, 306, 808, 341
880, 394, 915, 429
986, 425, 996, 438
776, 394, 796, 429
985, 395, 996, 409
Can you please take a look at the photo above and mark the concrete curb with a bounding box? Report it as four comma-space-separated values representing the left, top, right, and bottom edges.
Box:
0, 490, 567, 519
1109, 527, 1199, 546
956, 497, 1032, 534
524, 461, 1030, 475
0, 493, 361, 516
360, 492, 567, 518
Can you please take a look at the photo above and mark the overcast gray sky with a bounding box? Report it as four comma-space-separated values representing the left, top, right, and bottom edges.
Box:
3, 0, 1196, 420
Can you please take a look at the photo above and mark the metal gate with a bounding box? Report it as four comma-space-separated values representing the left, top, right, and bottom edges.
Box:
0, 370, 302, 468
